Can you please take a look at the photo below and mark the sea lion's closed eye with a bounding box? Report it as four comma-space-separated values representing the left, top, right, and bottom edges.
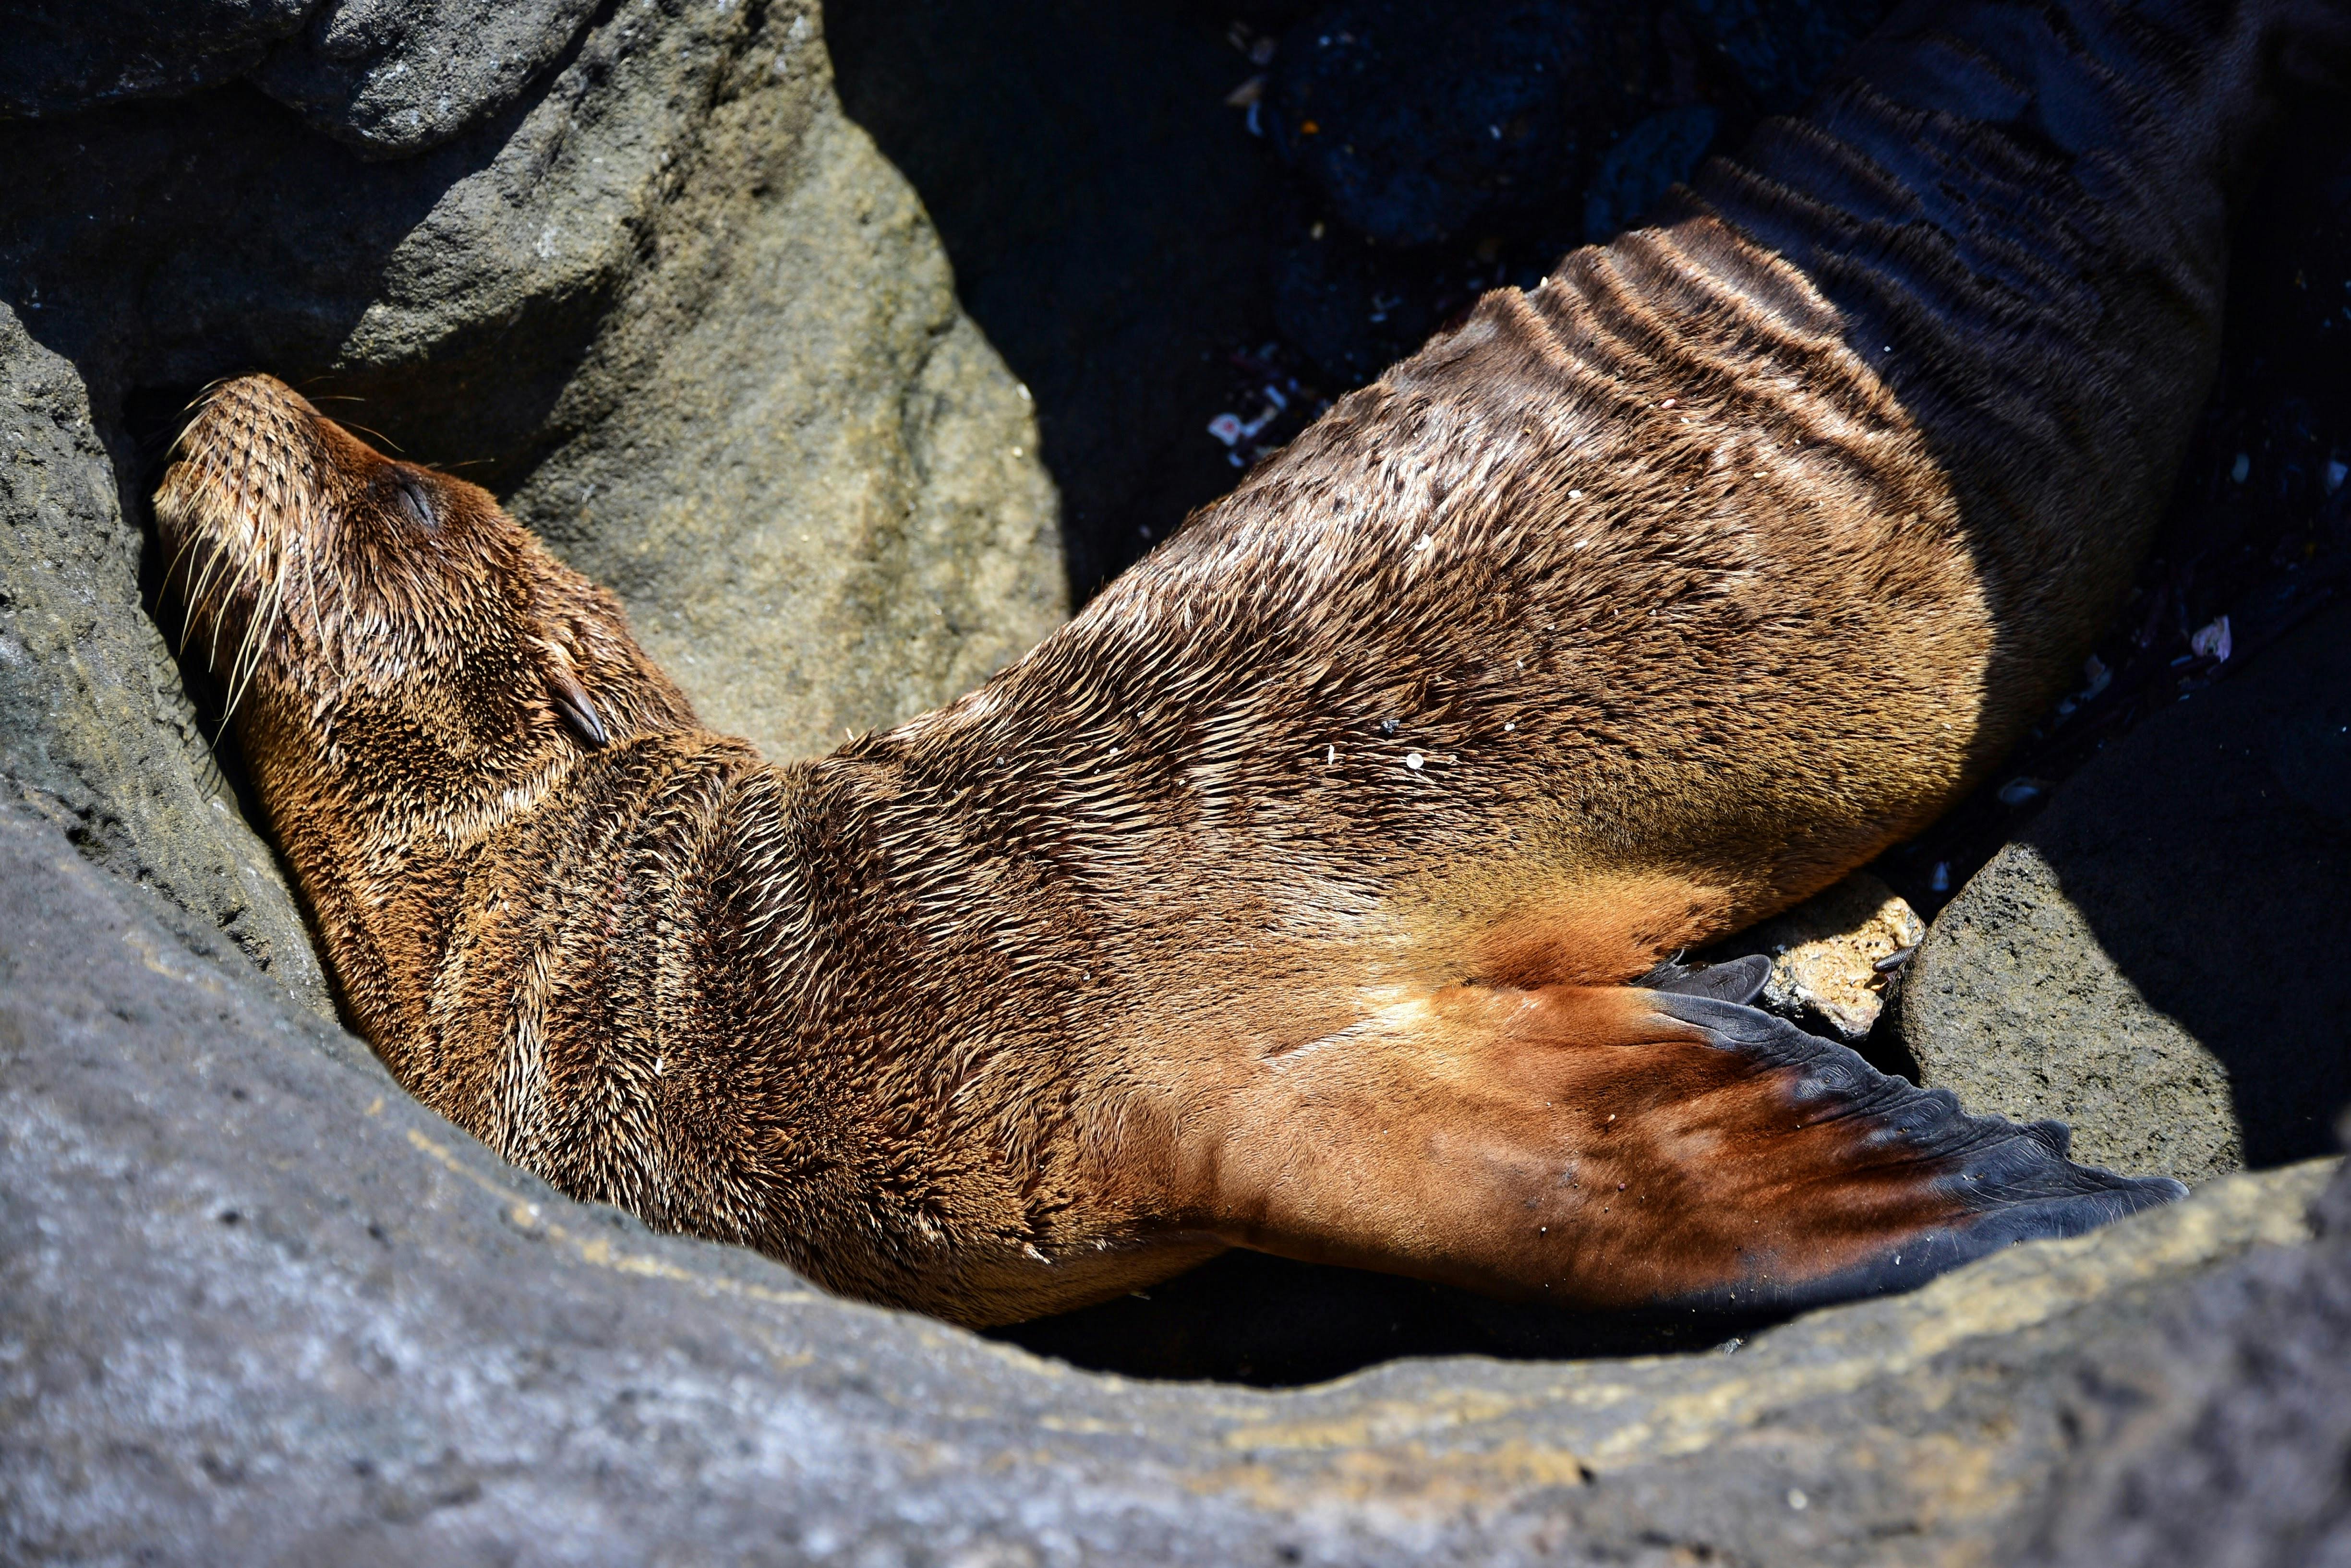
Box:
385, 470, 436, 531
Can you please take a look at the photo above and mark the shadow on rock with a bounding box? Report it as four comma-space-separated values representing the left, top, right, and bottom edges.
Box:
0, 76, 597, 487
992, 1247, 1787, 1387
1901, 598, 2351, 1184
828, 0, 1290, 601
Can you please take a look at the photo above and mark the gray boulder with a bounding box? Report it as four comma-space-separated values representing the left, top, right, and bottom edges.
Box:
2016, 1141, 2351, 1568
0, 0, 1063, 772
3, 791, 2344, 1565
1900, 601, 2351, 1186
0, 308, 327, 1013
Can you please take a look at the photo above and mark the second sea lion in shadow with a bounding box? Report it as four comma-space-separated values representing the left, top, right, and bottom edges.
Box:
154, 0, 2346, 1326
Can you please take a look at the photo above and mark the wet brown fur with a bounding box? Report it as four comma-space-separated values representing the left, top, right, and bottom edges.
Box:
156, 0, 2343, 1325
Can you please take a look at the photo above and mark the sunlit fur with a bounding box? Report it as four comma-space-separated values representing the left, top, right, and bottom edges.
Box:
156, 0, 2339, 1325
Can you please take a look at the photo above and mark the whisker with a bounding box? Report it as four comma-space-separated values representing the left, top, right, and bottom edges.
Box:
221, 557, 262, 686
298, 530, 337, 684
179, 540, 227, 656
223, 567, 285, 721
159, 529, 200, 603
205, 552, 243, 671
197, 518, 262, 674
330, 418, 401, 452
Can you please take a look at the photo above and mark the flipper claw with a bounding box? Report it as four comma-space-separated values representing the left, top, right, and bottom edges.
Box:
1637, 953, 1773, 1005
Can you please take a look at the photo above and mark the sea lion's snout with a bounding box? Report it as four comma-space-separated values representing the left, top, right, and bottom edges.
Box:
155, 375, 342, 699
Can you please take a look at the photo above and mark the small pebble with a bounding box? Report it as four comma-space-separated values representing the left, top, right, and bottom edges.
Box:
2191, 615, 2233, 663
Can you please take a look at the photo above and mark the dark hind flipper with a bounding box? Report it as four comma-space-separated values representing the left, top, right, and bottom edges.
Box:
1638, 952, 1772, 1005
1637, 990, 2187, 1312
1188, 982, 2183, 1312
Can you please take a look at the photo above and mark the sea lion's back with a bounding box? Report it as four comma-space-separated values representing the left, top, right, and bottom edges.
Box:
1690, 0, 2342, 730
977, 0, 2346, 954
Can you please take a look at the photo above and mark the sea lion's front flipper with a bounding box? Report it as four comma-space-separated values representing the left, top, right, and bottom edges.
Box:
1197, 983, 2183, 1312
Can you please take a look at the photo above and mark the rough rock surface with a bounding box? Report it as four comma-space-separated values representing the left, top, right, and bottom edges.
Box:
1900, 599, 2351, 1186
2017, 1137, 2351, 1568
0, 0, 1063, 766
0, 309, 327, 1012
3, 795, 2344, 1566
252, 0, 608, 157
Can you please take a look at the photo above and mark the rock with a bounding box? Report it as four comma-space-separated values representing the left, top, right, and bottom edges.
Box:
2013, 1149, 2351, 1568
0, 0, 313, 120
1267, 0, 1616, 247
1903, 840, 2245, 1185
1901, 599, 2351, 1186
0, 0, 1064, 767
252, 0, 605, 158
0, 306, 328, 1014
1721, 870, 1924, 1042
504, 84, 1067, 758
4, 791, 2346, 1564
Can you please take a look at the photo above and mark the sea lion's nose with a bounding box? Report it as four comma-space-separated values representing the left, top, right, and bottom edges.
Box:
174, 374, 318, 465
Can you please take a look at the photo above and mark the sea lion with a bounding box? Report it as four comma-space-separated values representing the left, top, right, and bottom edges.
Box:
155, 0, 2340, 1328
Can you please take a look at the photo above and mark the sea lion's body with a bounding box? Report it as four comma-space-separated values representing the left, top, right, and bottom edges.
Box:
160, 0, 2339, 1324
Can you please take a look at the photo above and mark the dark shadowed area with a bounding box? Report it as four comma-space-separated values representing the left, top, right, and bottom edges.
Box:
828, 0, 1892, 600
827, 0, 1291, 600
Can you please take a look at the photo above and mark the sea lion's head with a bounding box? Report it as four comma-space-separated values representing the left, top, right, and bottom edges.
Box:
153, 374, 694, 834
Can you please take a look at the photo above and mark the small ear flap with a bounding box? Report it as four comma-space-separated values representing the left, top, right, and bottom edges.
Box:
547, 668, 610, 749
